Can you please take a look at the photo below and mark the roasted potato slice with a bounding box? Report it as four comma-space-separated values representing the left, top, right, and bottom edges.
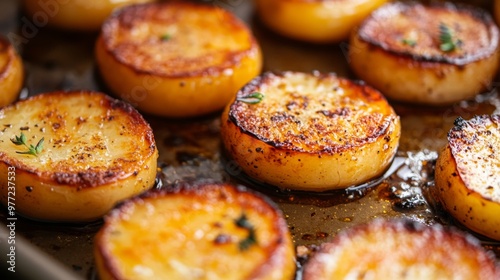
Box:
435, 115, 500, 240
95, 2, 262, 118
0, 36, 23, 107
254, 0, 389, 43
349, 2, 500, 105
0, 91, 158, 222
94, 182, 295, 280
221, 71, 401, 191
303, 219, 500, 279
23, 0, 155, 31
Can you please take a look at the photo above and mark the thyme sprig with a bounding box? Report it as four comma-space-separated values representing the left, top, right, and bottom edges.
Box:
234, 213, 258, 251
439, 23, 461, 52
160, 34, 171, 41
236, 92, 264, 104
401, 38, 417, 47
11, 132, 44, 156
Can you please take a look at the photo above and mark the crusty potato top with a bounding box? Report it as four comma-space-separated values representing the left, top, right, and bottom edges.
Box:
98, 182, 293, 279
303, 219, 500, 279
357, 2, 499, 65
0, 91, 156, 188
228, 71, 398, 154
448, 115, 500, 202
100, 2, 258, 77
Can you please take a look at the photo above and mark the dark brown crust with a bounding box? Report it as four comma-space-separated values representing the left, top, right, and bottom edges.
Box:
357, 1, 499, 66
52, 167, 128, 188
0, 91, 157, 188
100, 2, 259, 78
448, 115, 500, 147
445, 114, 500, 200
228, 71, 396, 154
303, 219, 500, 279
99, 182, 294, 279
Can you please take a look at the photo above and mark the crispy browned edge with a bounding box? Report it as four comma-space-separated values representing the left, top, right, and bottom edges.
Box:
227, 71, 396, 154
0, 91, 157, 188
96, 181, 295, 279
303, 219, 500, 279
444, 114, 500, 201
99, 1, 260, 78
448, 114, 500, 152
356, 1, 500, 66
0, 35, 18, 81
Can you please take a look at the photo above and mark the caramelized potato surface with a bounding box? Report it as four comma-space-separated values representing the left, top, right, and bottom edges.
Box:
95, 2, 262, 118
349, 2, 500, 105
0, 91, 158, 222
303, 219, 500, 279
435, 115, 500, 240
221, 71, 400, 191
94, 182, 295, 280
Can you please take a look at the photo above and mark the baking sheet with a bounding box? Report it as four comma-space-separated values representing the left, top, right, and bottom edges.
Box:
0, 0, 499, 279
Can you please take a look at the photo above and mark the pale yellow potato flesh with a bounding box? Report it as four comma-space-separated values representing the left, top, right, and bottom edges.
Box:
255, 0, 389, 43
349, 2, 500, 105
435, 115, 500, 240
23, 0, 155, 31
0, 37, 23, 108
0, 91, 158, 222
95, 2, 263, 118
221, 71, 400, 191
94, 183, 296, 280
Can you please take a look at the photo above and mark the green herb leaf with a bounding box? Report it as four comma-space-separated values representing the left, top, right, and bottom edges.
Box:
160, 34, 171, 41
236, 92, 264, 104
238, 230, 257, 251
401, 38, 416, 47
234, 213, 258, 251
235, 213, 253, 229
35, 138, 44, 154
10, 132, 44, 156
440, 42, 455, 52
11, 132, 25, 145
439, 23, 461, 52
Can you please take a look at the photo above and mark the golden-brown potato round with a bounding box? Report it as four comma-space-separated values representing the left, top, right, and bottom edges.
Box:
23, 0, 155, 31
221, 71, 401, 191
303, 219, 500, 279
0, 91, 158, 222
94, 182, 295, 280
254, 0, 389, 43
349, 2, 500, 106
0, 36, 23, 107
95, 2, 263, 118
435, 115, 500, 240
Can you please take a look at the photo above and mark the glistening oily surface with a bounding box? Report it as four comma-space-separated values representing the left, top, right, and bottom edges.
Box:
0, 0, 499, 279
